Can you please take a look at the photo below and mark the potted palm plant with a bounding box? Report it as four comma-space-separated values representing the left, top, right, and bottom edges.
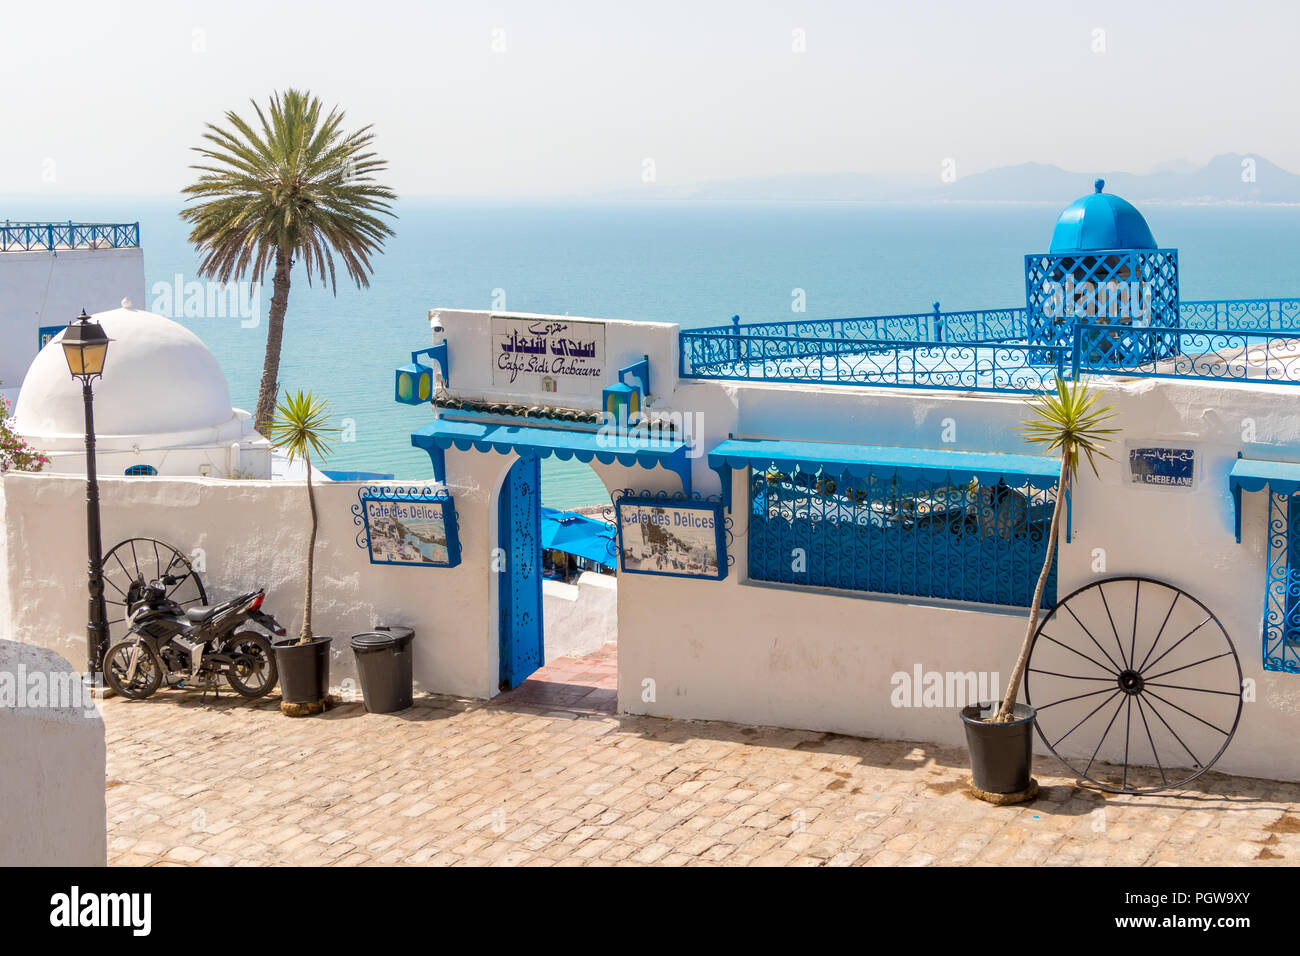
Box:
268, 389, 340, 717
961, 375, 1117, 803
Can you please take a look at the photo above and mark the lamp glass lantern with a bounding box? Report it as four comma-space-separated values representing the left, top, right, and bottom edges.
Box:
395, 362, 433, 405
61, 310, 111, 380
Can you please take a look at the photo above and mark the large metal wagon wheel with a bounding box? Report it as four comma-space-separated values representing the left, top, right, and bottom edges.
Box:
1024, 576, 1242, 794
101, 538, 207, 647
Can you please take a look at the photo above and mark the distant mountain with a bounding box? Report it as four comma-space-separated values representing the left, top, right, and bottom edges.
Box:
611, 154, 1300, 204
940, 154, 1300, 204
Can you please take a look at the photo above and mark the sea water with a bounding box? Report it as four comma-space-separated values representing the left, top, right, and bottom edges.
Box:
4, 197, 1297, 508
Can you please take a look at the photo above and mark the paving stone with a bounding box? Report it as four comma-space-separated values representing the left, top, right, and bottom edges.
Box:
98, 690, 1300, 867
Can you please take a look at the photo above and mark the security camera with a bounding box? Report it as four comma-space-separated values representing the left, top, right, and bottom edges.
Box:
428, 309, 445, 335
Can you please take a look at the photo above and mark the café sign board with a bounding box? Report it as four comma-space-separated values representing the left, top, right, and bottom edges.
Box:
491, 316, 605, 395
614, 497, 727, 581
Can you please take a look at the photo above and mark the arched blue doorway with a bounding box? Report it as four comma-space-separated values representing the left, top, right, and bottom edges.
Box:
498, 453, 544, 689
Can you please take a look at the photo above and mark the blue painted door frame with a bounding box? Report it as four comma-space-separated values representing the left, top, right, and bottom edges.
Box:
498, 454, 544, 689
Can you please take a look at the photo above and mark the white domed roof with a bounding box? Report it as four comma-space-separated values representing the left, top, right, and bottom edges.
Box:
14, 301, 237, 441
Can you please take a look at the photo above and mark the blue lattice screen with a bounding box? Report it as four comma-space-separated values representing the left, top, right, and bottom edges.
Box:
747, 467, 1057, 607
1024, 249, 1179, 356
1263, 492, 1300, 673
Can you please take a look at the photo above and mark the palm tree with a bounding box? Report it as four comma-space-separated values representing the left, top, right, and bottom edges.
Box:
267, 390, 339, 645
994, 375, 1118, 723
181, 89, 396, 433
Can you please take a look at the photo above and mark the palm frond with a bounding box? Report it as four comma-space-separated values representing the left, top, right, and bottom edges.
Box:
267, 389, 340, 464
180, 88, 397, 291
1016, 375, 1119, 481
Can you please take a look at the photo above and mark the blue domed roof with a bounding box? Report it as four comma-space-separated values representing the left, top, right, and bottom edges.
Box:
1049, 179, 1157, 253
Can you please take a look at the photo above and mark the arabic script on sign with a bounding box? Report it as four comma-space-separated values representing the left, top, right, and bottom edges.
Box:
491, 317, 606, 394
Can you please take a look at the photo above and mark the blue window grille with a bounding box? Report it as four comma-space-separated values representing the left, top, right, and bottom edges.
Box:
124, 465, 157, 476
747, 467, 1057, 607
1263, 492, 1300, 673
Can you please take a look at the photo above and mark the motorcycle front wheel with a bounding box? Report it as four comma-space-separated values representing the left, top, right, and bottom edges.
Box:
104, 639, 164, 700
225, 632, 278, 699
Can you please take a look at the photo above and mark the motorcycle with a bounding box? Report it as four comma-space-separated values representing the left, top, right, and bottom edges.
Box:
102, 574, 286, 700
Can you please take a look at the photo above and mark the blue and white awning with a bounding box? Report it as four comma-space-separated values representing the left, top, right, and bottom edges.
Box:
412, 418, 692, 492
1229, 456, 1300, 542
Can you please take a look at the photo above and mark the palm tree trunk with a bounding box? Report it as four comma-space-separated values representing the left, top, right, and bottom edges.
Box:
254, 246, 292, 434
299, 449, 317, 644
995, 447, 1072, 723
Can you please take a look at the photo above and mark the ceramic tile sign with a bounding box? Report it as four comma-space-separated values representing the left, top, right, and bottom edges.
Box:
1128, 445, 1196, 489
491, 316, 605, 394
615, 498, 727, 580
359, 491, 461, 568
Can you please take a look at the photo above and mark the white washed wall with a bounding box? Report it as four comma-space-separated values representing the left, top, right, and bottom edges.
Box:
616, 375, 1300, 783
543, 572, 617, 660
0, 640, 106, 866
0, 248, 145, 386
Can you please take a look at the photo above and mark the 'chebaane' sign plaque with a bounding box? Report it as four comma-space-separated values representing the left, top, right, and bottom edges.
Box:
491, 316, 605, 394
1128, 446, 1195, 488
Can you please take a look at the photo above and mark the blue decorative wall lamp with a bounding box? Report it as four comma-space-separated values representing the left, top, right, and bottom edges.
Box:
395, 342, 449, 405
602, 356, 650, 433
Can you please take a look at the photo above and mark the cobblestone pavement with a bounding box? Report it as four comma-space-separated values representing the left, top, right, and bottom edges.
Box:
102, 689, 1300, 867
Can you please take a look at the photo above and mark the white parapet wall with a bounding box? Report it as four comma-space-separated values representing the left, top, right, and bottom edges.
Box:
543, 572, 617, 660
0, 247, 145, 387
0, 640, 106, 866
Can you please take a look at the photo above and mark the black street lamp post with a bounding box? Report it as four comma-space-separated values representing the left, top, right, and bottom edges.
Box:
61, 310, 112, 682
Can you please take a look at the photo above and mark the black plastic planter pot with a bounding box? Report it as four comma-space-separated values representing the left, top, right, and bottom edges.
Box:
273, 636, 332, 705
960, 702, 1036, 795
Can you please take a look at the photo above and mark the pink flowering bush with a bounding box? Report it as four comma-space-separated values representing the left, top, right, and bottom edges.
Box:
0, 394, 49, 473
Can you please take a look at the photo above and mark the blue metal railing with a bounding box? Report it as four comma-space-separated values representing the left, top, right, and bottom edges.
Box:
679, 329, 1067, 393
682, 304, 1300, 392
1073, 323, 1300, 385
1180, 298, 1300, 332
0, 221, 140, 252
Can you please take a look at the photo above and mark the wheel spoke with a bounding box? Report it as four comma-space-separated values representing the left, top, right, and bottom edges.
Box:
1134, 696, 1168, 785
1051, 689, 1121, 747
1062, 604, 1125, 673
1026, 668, 1114, 682
1143, 688, 1232, 738
1129, 580, 1140, 677
1142, 616, 1213, 675
1144, 651, 1233, 683
1083, 694, 1127, 777
1036, 684, 1118, 711
1144, 682, 1240, 698
1122, 695, 1133, 790
1142, 694, 1204, 769
1039, 632, 1120, 677
1098, 583, 1130, 671
1137, 589, 1181, 673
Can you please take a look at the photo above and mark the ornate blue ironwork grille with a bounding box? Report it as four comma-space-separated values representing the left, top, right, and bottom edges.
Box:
747, 467, 1057, 607
1263, 492, 1300, 673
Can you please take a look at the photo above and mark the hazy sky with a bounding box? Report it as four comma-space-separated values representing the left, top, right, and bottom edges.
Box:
2, 0, 1297, 198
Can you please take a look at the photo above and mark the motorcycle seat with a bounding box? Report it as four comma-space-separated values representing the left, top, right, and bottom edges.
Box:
182, 591, 258, 624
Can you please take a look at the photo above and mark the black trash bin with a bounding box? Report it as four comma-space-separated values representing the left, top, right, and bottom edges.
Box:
350, 625, 414, 713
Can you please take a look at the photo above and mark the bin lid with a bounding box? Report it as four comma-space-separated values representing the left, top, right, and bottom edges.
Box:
350, 630, 412, 652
